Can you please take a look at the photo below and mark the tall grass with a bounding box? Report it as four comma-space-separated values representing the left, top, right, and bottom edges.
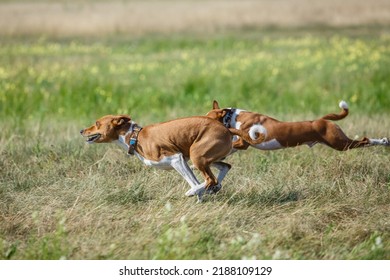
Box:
0, 30, 390, 259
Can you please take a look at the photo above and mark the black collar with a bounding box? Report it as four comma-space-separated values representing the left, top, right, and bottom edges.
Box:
126, 125, 143, 155
223, 109, 234, 128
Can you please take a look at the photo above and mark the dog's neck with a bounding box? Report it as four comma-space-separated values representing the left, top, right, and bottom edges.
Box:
116, 121, 139, 151
223, 108, 245, 128
222, 108, 234, 128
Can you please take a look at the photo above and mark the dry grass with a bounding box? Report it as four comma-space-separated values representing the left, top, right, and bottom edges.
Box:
1, 0, 390, 37
1, 114, 389, 259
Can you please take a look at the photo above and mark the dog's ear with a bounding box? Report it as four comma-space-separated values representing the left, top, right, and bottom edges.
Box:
112, 115, 131, 127
213, 109, 228, 120
213, 100, 220, 109
220, 109, 229, 118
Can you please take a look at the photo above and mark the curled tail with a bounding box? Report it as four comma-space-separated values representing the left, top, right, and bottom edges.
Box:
229, 125, 266, 145
321, 100, 349, 121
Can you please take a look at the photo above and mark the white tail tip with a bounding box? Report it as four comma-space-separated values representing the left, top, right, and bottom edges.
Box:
339, 100, 349, 110
249, 124, 267, 140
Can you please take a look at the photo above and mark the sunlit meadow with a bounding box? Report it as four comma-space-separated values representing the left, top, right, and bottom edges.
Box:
1, 29, 390, 259
1, 34, 390, 123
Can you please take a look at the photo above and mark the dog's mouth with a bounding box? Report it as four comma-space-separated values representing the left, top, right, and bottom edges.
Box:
85, 133, 101, 143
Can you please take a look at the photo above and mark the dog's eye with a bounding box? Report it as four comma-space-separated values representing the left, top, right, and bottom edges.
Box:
95, 121, 100, 128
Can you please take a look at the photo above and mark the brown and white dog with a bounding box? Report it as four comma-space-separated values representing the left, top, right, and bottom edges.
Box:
206, 100, 389, 152
80, 115, 265, 201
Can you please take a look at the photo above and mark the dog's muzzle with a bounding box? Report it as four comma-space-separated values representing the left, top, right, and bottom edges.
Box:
80, 129, 101, 143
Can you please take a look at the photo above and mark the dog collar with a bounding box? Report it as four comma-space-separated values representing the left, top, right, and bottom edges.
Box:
127, 125, 143, 155
223, 109, 234, 128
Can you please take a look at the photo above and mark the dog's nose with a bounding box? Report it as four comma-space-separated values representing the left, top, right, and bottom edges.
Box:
80, 129, 84, 135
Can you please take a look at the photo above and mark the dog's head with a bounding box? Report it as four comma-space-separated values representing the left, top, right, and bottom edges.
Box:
80, 114, 132, 143
205, 100, 230, 123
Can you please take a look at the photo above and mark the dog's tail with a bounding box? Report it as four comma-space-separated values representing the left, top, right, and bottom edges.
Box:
321, 100, 349, 121
229, 125, 266, 145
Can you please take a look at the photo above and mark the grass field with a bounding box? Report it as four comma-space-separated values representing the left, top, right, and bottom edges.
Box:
1, 1, 390, 260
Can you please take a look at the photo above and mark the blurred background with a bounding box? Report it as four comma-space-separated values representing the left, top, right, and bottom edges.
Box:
1, 0, 390, 122
1, 0, 390, 37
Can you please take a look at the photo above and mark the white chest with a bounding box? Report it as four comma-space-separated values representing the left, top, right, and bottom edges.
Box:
134, 153, 179, 170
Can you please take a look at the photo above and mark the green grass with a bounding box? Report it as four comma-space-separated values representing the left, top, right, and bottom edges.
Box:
1, 29, 390, 259
1, 31, 390, 124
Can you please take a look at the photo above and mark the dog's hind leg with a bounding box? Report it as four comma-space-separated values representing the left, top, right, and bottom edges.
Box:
367, 137, 389, 146
169, 153, 204, 197
317, 121, 389, 150
209, 162, 231, 194
327, 137, 371, 151
190, 157, 224, 201
325, 132, 388, 151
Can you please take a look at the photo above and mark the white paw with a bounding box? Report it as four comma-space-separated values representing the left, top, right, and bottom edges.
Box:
185, 189, 196, 197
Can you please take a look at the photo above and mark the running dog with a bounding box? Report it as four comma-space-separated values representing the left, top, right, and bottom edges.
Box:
206, 100, 389, 151
80, 115, 265, 201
